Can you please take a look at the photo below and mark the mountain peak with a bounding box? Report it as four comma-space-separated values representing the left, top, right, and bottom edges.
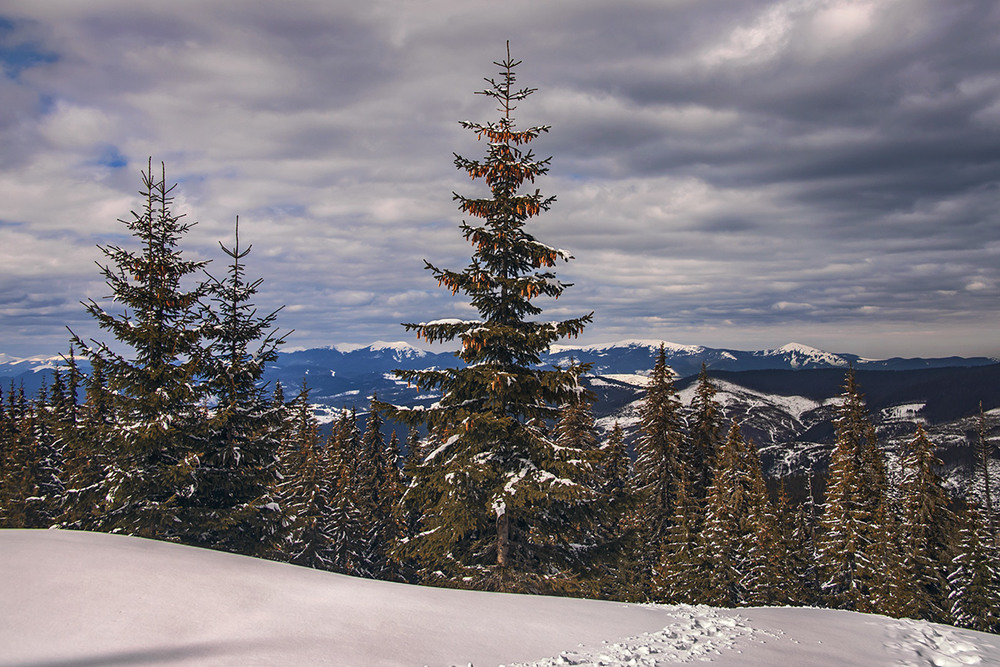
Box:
767, 343, 850, 368
365, 341, 428, 358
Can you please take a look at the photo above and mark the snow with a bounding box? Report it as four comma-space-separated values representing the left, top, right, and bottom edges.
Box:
596, 373, 653, 388
3, 530, 999, 666
0, 353, 64, 371
882, 403, 928, 422
550, 340, 705, 355
767, 343, 850, 368
367, 341, 428, 356
678, 379, 824, 423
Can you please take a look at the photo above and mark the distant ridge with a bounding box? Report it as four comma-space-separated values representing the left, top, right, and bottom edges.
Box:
2, 341, 996, 399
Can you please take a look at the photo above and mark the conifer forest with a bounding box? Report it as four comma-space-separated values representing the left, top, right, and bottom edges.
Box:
1, 47, 998, 635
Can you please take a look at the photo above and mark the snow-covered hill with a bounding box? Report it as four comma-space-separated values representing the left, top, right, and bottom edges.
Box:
2, 530, 996, 666
593, 367, 1000, 493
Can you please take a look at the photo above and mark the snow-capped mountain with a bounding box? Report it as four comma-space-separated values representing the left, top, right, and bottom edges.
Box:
587, 363, 1000, 498
542, 339, 996, 377
758, 342, 853, 369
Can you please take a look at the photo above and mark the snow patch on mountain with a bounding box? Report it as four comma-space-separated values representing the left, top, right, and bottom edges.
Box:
766, 343, 851, 368
0, 354, 64, 371
551, 339, 705, 355
680, 379, 825, 423
881, 403, 927, 423
366, 341, 428, 357
594, 374, 652, 388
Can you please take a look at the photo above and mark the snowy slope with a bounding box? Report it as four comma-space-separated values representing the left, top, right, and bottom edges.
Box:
2, 530, 997, 666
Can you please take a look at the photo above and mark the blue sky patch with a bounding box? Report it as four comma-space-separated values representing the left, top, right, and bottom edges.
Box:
0, 17, 58, 79
94, 145, 128, 169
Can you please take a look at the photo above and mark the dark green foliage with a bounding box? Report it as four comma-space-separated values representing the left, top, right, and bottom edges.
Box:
972, 404, 996, 542
275, 384, 339, 569
551, 396, 616, 595
686, 363, 723, 504
652, 472, 702, 604
697, 421, 774, 607
0, 385, 64, 528
816, 368, 888, 611
69, 159, 209, 541
772, 481, 814, 606
381, 45, 595, 593
60, 356, 117, 530
353, 403, 405, 578
897, 424, 955, 621
629, 344, 685, 595
948, 502, 1000, 633
195, 218, 288, 556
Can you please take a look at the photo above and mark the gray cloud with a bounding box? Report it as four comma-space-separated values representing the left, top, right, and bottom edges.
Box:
0, 0, 998, 360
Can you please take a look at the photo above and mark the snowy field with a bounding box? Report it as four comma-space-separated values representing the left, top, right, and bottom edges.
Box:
1, 530, 997, 666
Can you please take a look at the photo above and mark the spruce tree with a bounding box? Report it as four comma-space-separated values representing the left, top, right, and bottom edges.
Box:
629, 343, 685, 596
686, 362, 724, 504
354, 401, 404, 578
972, 404, 996, 543
897, 423, 954, 621
321, 409, 368, 575
551, 394, 612, 593
197, 218, 287, 556
274, 383, 339, 569
698, 420, 775, 607
596, 421, 637, 600
742, 450, 781, 607
816, 368, 885, 610
699, 420, 744, 607
61, 359, 113, 530
70, 159, 209, 541
652, 470, 702, 604
772, 480, 810, 606
601, 421, 631, 498
948, 502, 1000, 633
380, 44, 594, 593
0, 387, 64, 528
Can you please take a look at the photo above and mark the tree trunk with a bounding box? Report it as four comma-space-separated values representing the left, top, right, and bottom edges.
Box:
496, 508, 510, 568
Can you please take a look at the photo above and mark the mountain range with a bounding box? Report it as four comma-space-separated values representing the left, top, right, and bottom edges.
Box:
3, 340, 997, 494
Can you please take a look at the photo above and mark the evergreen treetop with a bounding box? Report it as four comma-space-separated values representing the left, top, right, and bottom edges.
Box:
381, 44, 597, 592
69, 159, 209, 540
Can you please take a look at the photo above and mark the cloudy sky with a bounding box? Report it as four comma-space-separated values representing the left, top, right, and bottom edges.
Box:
1, 0, 999, 361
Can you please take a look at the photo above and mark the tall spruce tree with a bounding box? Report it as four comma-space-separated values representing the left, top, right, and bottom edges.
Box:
897, 423, 954, 622
380, 44, 594, 593
816, 368, 887, 610
551, 394, 613, 593
972, 404, 996, 543
629, 343, 685, 597
698, 420, 774, 607
61, 359, 113, 530
70, 159, 209, 541
274, 383, 339, 569
196, 218, 288, 555
0, 386, 64, 528
354, 401, 404, 579
652, 470, 702, 604
686, 362, 723, 504
584, 420, 633, 600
